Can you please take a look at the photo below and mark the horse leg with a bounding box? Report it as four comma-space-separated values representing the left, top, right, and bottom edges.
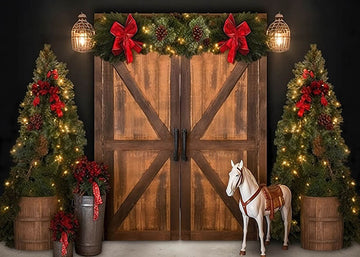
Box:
265, 215, 271, 245
280, 207, 291, 250
240, 215, 249, 255
256, 215, 266, 257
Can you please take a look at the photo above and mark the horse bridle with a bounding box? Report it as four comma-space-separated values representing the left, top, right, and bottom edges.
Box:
235, 166, 244, 188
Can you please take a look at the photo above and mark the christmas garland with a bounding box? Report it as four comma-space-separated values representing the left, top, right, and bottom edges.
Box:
93, 12, 269, 64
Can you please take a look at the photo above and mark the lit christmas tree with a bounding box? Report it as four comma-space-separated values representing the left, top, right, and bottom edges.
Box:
270, 44, 360, 246
0, 44, 86, 245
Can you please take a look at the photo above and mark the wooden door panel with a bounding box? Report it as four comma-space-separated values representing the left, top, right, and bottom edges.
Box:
181, 53, 266, 240
95, 53, 180, 240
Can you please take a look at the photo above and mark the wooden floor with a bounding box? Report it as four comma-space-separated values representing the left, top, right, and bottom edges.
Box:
2, 241, 360, 257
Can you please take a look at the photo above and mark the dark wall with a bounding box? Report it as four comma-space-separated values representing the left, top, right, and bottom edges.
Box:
1, 0, 359, 194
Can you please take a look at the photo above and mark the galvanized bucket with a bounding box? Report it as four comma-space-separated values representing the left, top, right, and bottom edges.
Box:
74, 194, 106, 256
53, 240, 73, 257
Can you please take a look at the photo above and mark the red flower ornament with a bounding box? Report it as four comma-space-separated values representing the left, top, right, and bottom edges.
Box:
218, 13, 251, 63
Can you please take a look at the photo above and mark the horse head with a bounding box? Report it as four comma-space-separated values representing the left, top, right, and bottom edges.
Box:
226, 160, 244, 196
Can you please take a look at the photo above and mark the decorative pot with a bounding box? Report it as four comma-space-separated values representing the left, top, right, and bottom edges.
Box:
301, 196, 343, 250
14, 196, 58, 250
53, 240, 73, 257
74, 194, 106, 256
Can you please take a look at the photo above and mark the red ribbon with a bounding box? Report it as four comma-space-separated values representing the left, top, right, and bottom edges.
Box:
296, 77, 329, 117
110, 14, 143, 63
92, 182, 103, 220
60, 231, 68, 256
218, 14, 251, 63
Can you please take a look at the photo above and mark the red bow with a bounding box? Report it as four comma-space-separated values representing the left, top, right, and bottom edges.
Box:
92, 182, 103, 220
47, 69, 59, 80
110, 14, 143, 63
218, 14, 251, 63
60, 231, 68, 256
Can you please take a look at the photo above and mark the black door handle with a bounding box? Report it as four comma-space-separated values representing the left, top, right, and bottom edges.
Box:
173, 128, 179, 161
181, 129, 188, 161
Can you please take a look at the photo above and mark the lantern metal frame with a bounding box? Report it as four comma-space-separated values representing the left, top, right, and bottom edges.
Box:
266, 12, 290, 53
71, 13, 95, 53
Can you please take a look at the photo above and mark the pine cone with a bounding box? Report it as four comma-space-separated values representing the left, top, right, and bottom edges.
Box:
155, 25, 168, 41
36, 135, 48, 157
312, 135, 325, 157
318, 113, 333, 130
202, 38, 210, 47
192, 25, 203, 42
27, 113, 43, 131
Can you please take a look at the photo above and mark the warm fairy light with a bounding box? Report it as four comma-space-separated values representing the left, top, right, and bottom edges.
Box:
5, 181, 10, 187
55, 155, 63, 162
333, 117, 338, 124
198, 45, 203, 50
22, 118, 28, 124
51, 183, 55, 187
298, 196, 302, 200
306, 183, 310, 187
275, 176, 279, 180
11, 149, 16, 153
282, 160, 289, 166
142, 26, 150, 34
3, 206, 9, 211
33, 161, 38, 166
281, 147, 286, 152
75, 147, 79, 152
297, 78, 303, 85
58, 199, 61, 203
301, 145, 305, 148
177, 38, 186, 44
292, 170, 298, 175
351, 181, 356, 186
352, 208, 357, 214
298, 155, 305, 162
63, 170, 69, 175
323, 160, 327, 166
183, 13, 190, 18
352, 197, 356, 202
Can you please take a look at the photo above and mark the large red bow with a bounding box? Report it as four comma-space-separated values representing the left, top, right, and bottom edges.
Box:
218, 14, 251, 63
110, 14, 143, 63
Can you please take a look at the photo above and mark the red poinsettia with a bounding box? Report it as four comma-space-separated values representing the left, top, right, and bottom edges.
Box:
50, 210, 78, 256
31, 69, 65, 117
296, 69, 329, 117
73, 156, 110, 220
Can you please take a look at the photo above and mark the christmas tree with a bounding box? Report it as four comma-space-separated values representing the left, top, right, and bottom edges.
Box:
270, 44, 360, 246
0, 44, 86, 246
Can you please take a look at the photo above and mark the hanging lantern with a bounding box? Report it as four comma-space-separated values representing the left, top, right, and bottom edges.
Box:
71, 13, 95, 53
266, 12, 290, 53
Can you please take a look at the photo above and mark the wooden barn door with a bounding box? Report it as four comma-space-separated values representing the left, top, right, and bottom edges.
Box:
94, 53, 266, 240
180, 53, 267, 240
95, 53, 181, 240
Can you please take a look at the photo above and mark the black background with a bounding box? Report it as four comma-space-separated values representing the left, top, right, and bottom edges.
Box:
1, 0, 359, 194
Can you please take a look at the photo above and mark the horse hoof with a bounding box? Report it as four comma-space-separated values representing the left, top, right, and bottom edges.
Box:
260, 255, 266, 257
282, 245, 288, 250
239, 250, 246, 255
265, 240, 270, 245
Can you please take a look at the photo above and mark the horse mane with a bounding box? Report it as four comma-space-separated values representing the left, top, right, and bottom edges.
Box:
242, 165, 258, 186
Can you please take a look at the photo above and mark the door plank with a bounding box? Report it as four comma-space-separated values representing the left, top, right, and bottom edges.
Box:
113, 62, 171, 140
191, 151, 243, 225
190, 62, 249, 140
107, 150, 170, 231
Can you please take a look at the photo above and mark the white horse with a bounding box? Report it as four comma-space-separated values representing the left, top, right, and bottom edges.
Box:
226, 160, 292, 257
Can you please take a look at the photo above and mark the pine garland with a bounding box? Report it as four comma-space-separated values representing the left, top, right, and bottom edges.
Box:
92, 12, 269, 63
